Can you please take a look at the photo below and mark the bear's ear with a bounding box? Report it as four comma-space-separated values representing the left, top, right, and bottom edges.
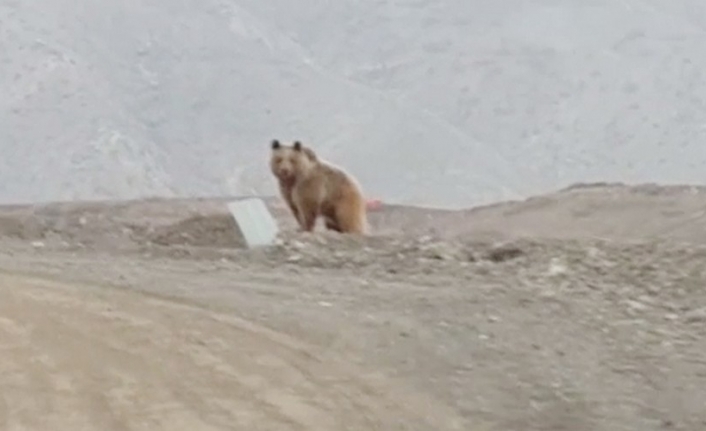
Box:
271, 139, 281, 149
293, 141, 302, 151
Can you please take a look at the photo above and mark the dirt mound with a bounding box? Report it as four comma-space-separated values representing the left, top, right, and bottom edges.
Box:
0, 182, 705, 254
560, 181, 706, 196
0, 214, 48, 240
147, 213, 246, 248
455, 182, 706, 243
262, 232, 518, 273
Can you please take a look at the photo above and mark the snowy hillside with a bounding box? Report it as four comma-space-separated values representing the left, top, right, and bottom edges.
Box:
2, 0, 706, 207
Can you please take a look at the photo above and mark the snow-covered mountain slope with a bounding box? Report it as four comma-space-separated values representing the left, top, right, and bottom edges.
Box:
2, 0, 705, 207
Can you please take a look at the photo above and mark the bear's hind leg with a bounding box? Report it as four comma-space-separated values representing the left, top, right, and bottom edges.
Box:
321, 206, 342, 232
324, 216, 342, 232
333, 195, 367, 234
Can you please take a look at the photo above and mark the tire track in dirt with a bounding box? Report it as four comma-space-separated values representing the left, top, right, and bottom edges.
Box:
0, 272, 468, 431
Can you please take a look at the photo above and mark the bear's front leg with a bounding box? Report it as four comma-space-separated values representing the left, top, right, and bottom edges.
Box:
285, 196, 300, 224
297, 206, 318, 232
292, 190, 319, 233
277, 183, 299, 222
293, 199, 317, 233
290, 209, 307, 232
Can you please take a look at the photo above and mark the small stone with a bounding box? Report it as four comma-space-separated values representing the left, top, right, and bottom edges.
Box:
31, 241, 45, 248
291, 240, 306, 250
423, 243, 452, 260
485, 245, 524, 262
586, 247, 601, 258
547, 258, 567, 276
286, 253, 303, 263
317, 301, 333, 307
430, 251, 449, 260
539, 289, 556, 299
684, 307, 706, 323
664, 313, 679, 321
637, 295, 656, 305
645, 285, 660, 295
626, 299, 648, 312
488, 315, 500, 323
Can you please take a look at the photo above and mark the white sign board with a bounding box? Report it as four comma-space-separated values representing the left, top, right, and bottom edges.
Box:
227, 198, 279, 248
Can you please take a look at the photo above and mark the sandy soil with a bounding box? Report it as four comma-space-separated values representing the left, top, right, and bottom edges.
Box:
1, 183, 706, 430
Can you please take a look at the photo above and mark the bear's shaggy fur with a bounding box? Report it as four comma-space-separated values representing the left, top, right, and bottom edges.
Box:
269, 140, 367, 234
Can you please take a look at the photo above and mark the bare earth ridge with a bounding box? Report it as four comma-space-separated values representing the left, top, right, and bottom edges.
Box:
1, 182, 706, 430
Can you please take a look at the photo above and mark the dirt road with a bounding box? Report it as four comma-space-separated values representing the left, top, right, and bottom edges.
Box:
0, 268, 468, 430
0, 183, 706, 430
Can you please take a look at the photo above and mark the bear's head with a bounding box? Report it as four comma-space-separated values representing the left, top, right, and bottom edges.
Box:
269, 139, 318, 184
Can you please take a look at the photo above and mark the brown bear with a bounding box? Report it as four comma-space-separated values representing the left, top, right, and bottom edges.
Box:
269, 139, 368, 234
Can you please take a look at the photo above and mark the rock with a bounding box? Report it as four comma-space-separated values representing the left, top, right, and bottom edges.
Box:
637, 295, 656, 305
684, 307, 706, 322
286, 253, 303, 263
290, 240, 306, 250
313, 235, 329, 245
586, 246, 601, 258
418, 235, 433, 243
626, 299, 648, 312
645, 284, 660, 295
547, 257, 568, 276
485, 245, 524, 262
422, 242, 461, 261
